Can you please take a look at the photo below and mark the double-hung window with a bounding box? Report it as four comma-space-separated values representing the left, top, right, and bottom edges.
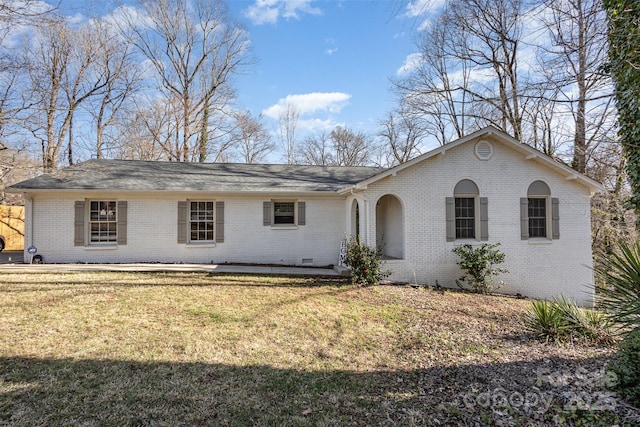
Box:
263, 200, 306, 227
521, 180, 559, 240
75, 200, 126, 246
455, 197, 475, 239
447, 179, 487, 241
274, 202, 295, 224
189, 201, 214, 242
177, 200, 223, 244
89, 201, 117, 243
528, 198, 547, 238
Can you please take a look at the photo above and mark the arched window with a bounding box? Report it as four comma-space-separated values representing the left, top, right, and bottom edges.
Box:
446, 180, 488, 241
521, 181, 559, 240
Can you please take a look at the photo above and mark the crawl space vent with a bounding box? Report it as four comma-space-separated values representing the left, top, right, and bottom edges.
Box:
475, 140, 494, 160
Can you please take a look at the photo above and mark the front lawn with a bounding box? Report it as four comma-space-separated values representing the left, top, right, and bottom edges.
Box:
0, 272, 637, 426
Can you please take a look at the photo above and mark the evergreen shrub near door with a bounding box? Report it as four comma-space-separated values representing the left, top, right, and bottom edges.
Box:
344, 237, 390, 285
452, 243, 507, 294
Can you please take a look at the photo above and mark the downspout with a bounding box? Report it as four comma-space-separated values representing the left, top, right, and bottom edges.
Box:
25, 194, 33, 263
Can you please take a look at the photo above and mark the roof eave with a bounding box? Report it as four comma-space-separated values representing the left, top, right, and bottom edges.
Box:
12, 188, 346, 197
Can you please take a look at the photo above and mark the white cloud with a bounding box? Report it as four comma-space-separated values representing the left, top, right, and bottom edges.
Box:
397, 52, 423, 75
0, 0, 55, 47
404, 0, 446, 18
324, 38, 338, 55
244, 0, 322, 25
106, 5, 155, 31
297, 117, 341, 133
262, 92, 351, 119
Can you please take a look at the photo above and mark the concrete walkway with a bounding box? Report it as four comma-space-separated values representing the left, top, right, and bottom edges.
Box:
0, 251, 345, 277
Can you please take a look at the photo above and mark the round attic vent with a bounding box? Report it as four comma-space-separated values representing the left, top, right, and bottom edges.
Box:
475, 140, 493, 160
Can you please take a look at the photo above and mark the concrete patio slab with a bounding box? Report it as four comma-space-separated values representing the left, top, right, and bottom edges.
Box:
0, 257, 344, 277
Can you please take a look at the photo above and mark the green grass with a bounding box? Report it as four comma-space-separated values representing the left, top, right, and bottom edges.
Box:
0, 272, 632, 426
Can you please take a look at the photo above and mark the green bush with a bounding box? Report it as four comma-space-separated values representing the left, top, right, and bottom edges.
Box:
344, 237, 390, 286
523, 299, 569, 340
608, 331, 640, 407
523, 296, 611, 343
452, 243, 507, 294
594, 241, 640, 338
594, 242, 640, 407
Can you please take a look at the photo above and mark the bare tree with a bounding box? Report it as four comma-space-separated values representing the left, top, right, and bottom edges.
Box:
301, 126, 370, 166
120, 0, 251, 162
86, 18, 141, 159
229, 110, 273, 163
24, 17, 110, 171
278, 103, 300, 164
300, 131, 333, 165
538, 0, 614, 174
111, 99, 175, 161
395, 9, 471, 145
0, 1, 52, 174
378, 107, 426, 166
450, 0, 526, 140
332, 126, 369, 166
397, 0, 528, 142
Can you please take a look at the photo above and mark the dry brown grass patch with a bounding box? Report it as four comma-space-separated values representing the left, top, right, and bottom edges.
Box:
0, 272, 637, 426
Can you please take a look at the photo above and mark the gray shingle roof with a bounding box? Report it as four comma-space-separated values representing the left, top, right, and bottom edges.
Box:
9, 159, 385, 193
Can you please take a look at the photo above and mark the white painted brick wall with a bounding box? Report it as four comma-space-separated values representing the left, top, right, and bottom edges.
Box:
21, 134, 597, 306
25, 194, 345, 267
354, 136, 596, 306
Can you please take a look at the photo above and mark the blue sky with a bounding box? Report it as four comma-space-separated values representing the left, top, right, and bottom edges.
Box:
224, 0, 426, 138
49, 0, 436, 152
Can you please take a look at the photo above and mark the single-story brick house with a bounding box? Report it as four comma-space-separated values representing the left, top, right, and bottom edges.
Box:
9, 126, 604, 305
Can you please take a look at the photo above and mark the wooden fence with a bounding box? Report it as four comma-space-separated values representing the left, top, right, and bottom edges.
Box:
0, 205, 25, 250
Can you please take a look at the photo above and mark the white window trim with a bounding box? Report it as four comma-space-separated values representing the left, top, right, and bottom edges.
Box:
188, 200, 216, 244
528, 196, 552, 241
271, 199, 297, 228
454, 194, 480, 241
87, 200, 118, 246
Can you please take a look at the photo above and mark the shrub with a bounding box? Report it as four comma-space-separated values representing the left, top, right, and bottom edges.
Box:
523, 296, 611, 343
523, 299, 569, 340
594, 242, 640, 407
344, 236, 390, 285
452, 243, 507, 294
608, 331, 640, 407
594, 241, 640, 338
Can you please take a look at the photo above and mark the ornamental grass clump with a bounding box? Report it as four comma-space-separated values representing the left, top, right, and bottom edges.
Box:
344, 237, 390, 285
452, 243, 507, 294
594, 241, 640, 406
523, 296, 611, 343
594, 242, 640, 338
